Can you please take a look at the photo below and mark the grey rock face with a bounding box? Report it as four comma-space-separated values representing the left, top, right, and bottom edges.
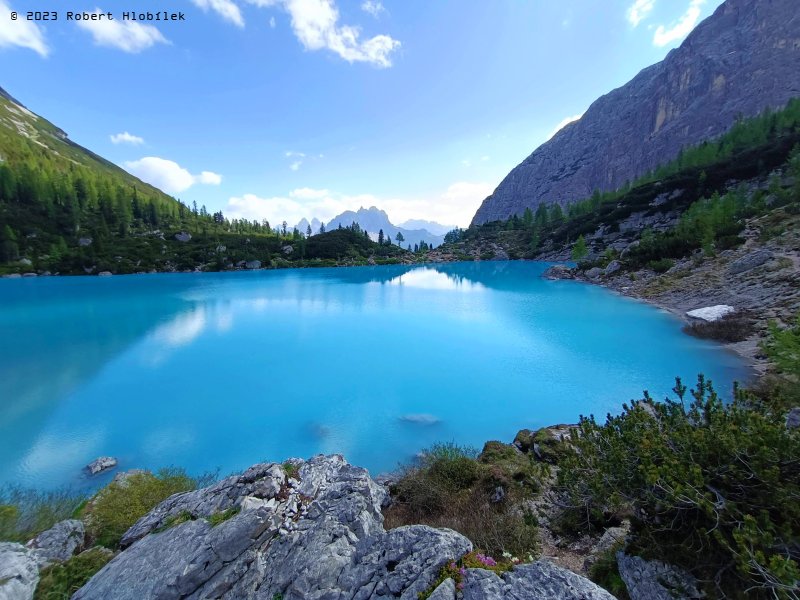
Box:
26, 519, 85, 566
76, 455, 472, 600
175, 232, 192, 242
617, 552, 703, 600
728, 249, 774, 274
427, 578, 456, 600
472, 0, 800, 224
0, 543, 39, 600
245, 260, 261, 269
461, 562, 616, 600
604, 260, 621, 276
786, 407, 800, 429
542, 265, 576, 280
585, 267, 603, 280
85, 456, 117, 475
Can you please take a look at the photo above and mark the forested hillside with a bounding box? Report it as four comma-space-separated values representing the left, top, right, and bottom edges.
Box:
0, 88, 408, 274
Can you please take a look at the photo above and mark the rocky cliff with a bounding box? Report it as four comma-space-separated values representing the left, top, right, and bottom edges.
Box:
472, 0, 800, 225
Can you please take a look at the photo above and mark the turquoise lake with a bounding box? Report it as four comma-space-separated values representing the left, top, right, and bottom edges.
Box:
0, 262, 747, 489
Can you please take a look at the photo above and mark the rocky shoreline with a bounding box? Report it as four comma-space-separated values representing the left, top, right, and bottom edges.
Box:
2, 454, 626, 600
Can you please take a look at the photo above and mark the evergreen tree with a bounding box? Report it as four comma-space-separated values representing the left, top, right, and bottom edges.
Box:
571, 235, 588, 260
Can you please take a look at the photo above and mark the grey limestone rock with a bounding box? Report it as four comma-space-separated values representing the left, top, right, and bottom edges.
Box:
585, 267, 603, 280
542, 265, 576, 280
472, 0, 800, 224
75, 456, 471, 600
245, 260, 262, 269
175, 232, 192, 242
786, 407, 800, 429
85, 456, 117, 475
427, 578, 456, 600
0, 543, 39, 600
26, 519, 85, 566
604, 260, 622, 276
617, 552, 703, 600
462, 561, 616, 600
728, 249, 774, 274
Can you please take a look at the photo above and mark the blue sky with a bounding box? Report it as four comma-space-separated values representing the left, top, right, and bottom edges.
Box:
0, 0, 723, 227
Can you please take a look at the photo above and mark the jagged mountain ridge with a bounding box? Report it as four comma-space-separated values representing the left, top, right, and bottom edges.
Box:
472, 0, 800, 225
297, 206, 446, 248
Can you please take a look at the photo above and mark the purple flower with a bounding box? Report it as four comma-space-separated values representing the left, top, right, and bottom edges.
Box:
449, 562, 456, 570
457, 583, 464, 591
459, 567, 467, 576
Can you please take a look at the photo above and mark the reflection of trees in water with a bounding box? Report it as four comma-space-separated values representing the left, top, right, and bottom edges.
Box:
0, 276, 202, 480
430, 261, 542, 292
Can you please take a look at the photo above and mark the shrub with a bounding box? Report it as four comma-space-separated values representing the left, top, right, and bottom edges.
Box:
646, 258, 674, 273
207, 507, 240, 526
558, 376, 800, 598
33, 547, 113, 600
385, 443, 538, 557
0, 488, 87, 543
588, 546, 629, 600
86, 468, 197, 549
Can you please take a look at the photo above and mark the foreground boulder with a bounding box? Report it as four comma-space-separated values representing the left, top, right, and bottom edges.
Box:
617, 552, 703, 600
0, 543, 39, 600
27, 519, 85, 566
73, 455, 615, 600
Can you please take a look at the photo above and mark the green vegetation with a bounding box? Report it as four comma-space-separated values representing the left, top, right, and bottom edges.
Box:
85, 468, 197, 549
446, 99, 800, 268
557, 374, 799, 598
33, 548, 112, 600
588, 545, 629, 600
207, 506, 240, 526
385, 442, 539, 557
282, 462, 300, 479
0, 95, 410, 274
0, 487, 85, 543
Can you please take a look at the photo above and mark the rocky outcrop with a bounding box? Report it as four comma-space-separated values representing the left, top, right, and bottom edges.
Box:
85, 457, 117, 475
0, 543, 39, 600
472, 0, 800, 224
74, 455, 614, 600
459, 562, 615, 600
617, 552, 703, 600
26, 519, 85, 566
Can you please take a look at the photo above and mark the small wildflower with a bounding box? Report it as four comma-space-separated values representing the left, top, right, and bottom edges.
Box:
459, 567, 467, 576
457, 583, 464, 591
511, 557, 520, 564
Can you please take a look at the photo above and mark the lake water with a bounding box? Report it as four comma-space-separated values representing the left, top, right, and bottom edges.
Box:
0, 262, 747, 490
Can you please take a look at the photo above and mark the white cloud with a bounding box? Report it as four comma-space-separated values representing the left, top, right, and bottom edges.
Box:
76, 10, 169, 52
289, 160, 302, 171
480, 155, 490, 162
192, 0, 245, 27
269, 16, 277, 27
0, 1, 48, 56
285, 150, 306, 157
110, 131, 144, 145
246, 0, 400, 67
627, 0, 655, 27
361, 0, 385, 18
124, 156, 222, 194
548, 113, 583, 140
226, 181, 492, 229
653, 0, 705, 47
197, 170, 223, 185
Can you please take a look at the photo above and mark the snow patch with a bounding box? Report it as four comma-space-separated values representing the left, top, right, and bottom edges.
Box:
686, 305, 735, 322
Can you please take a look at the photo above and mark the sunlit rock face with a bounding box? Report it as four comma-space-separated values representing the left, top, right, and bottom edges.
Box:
472, 0, 800, 225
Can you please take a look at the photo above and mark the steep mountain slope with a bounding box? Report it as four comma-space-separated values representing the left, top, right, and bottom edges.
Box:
472, 0, 800, 225
0, 86, 408, 274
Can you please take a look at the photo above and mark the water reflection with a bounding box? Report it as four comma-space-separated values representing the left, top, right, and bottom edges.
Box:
387, 267, 485, 291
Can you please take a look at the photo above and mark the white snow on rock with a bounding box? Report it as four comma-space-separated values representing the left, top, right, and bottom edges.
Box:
686, 305, 735, 322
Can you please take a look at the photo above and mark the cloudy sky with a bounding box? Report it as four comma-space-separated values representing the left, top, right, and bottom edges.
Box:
0, 0, 723, 227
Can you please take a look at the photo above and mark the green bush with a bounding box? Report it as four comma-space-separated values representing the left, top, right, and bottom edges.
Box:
0, 488, 86, 543
558, 376, 800, 598
34, 547, 113, 600
386, 443, 538, 557
646, 258, 674, 273
86, 468, 197, 549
